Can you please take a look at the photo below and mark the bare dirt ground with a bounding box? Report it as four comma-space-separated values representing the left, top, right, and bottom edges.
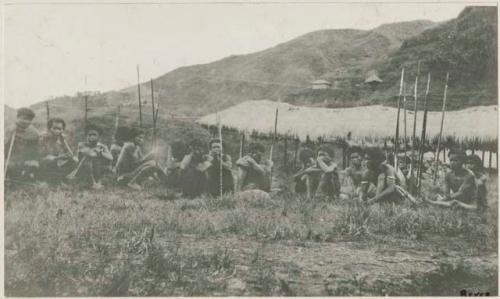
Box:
4, 174, 498, 296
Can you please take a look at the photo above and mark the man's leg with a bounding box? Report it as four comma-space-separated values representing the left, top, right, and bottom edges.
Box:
236, 167, 248, 192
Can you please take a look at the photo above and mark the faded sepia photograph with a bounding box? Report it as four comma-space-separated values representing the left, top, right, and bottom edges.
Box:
3, 1, 498, 296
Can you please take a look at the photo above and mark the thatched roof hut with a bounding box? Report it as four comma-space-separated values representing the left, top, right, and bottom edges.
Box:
197, 100, 498, 147
365, 74, 383, 83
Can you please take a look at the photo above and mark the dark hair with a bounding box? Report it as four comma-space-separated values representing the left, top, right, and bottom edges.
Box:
467, 154, 483, 169
17, 107, 35, 120
365, 147, 386, 172
299, 147, 315, 163
348, 146, 363, 157
248, 142, 265, 154
47, 117, 66, 130
85, 124, 102, 135
317, 144, 334, 158
209, 138, 221, 148
171, 140, 188, 160
448, 148, 466, 161
189, 138, 207, 150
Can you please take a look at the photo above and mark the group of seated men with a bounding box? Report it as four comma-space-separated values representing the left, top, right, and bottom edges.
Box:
4, 108, 275, 197
305, 145, 488, 211
4, 108, 489, 211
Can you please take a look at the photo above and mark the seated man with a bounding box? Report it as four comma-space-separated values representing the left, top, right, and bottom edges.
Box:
205, 138, 234, 197
293, 147, 321, 198
68, 124, 113, 189
466, 154, 488, 212
343, 146, 365, 198
39, 117, 77, 185
236, 142, 273, 192
178, 139, 211, 198
110, 126, 130, 169
426, 149, 477, 210
113, 127, 166, 190
314, 144, 341, 200
364, 148, 418, 205
5, 108, 40, 183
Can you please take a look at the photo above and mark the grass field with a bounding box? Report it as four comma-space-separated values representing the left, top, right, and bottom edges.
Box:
4, 174, 498, 296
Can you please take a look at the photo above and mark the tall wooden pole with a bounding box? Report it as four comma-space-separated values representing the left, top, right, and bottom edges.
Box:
150, 79, 156, 149
283, 137, 288, 169
403, 83, 408, 157
433, 72, 449, 184
84, 95, 88, 129
137, 65, 143, 128
269, 101, 279, 184
411, 61, 420, 171
46, 101, 50, 125
417, 73, 431, 190
293, 138, 299, 169
239, 132, 245, 159
216, 113, 223, 200
394, 67, 405, 170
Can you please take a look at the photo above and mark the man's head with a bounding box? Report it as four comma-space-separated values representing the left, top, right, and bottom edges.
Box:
16, 108, 35, 130
127, 127, 144, 145
365, 147, 385, 172
86, 124, 102, 144
317, 144, 334, 161
466, 154, 483, 172
448, 148, 466, 171
210, 138, 222, 156
299, 147, 315, 166
47, 117, 66, 137
247, 142, 265, 162
348, 146, 363, 167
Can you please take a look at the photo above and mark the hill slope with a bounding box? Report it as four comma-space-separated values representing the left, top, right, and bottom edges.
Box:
23, 6, 498, 122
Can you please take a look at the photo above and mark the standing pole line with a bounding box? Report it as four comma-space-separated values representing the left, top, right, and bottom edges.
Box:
394, 67, 405, 170
137, 65, 143, 128
114, 105, 121, 135
293, 138, 299, 169
403, 83, 408, 157
239, 131, 245, 159
150, 79, 156, 149
216, 114, 223, 200
4, 131, 16, 176
433, 72, 449, 184
411, 62, 420, 173
84, 95, 88, 129
46, 101, 50, 125
269, 100, 280, 184
417, 73, 431, 190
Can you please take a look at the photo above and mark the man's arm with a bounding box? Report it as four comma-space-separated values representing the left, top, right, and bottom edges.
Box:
367, 167, 397, 204
179, 153, 193, 170
113, 143, 133, 172
316, 157, 337, 173
449, 173, 475, 200
99, 144, 113, 161
236, 167, 248, 192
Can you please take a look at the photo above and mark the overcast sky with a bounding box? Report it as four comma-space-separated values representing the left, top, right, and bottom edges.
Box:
3, 1, 489, 108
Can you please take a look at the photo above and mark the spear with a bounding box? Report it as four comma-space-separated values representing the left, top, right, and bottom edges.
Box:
417, 73, 431, 190
216, 113, 223, 200
403, 83, 408, 157
433, 72, 450, 184
411, 61, 421, 172
394, 67, 405, 170
4, 131, 16, 176
269, 99, 279, 184
46, 101, 50, 125
137, 65, 143, 128
239, 131, 245, 159
150, 79, 156, 149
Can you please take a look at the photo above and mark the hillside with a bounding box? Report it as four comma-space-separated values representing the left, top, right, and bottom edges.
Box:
18, 6, 498, 123
375, 6, 497, 110
29, 19, 434, 120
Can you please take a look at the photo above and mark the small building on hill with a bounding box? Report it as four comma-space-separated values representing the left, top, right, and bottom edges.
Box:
364, 74, 383, 89
311, 80, 332, 90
